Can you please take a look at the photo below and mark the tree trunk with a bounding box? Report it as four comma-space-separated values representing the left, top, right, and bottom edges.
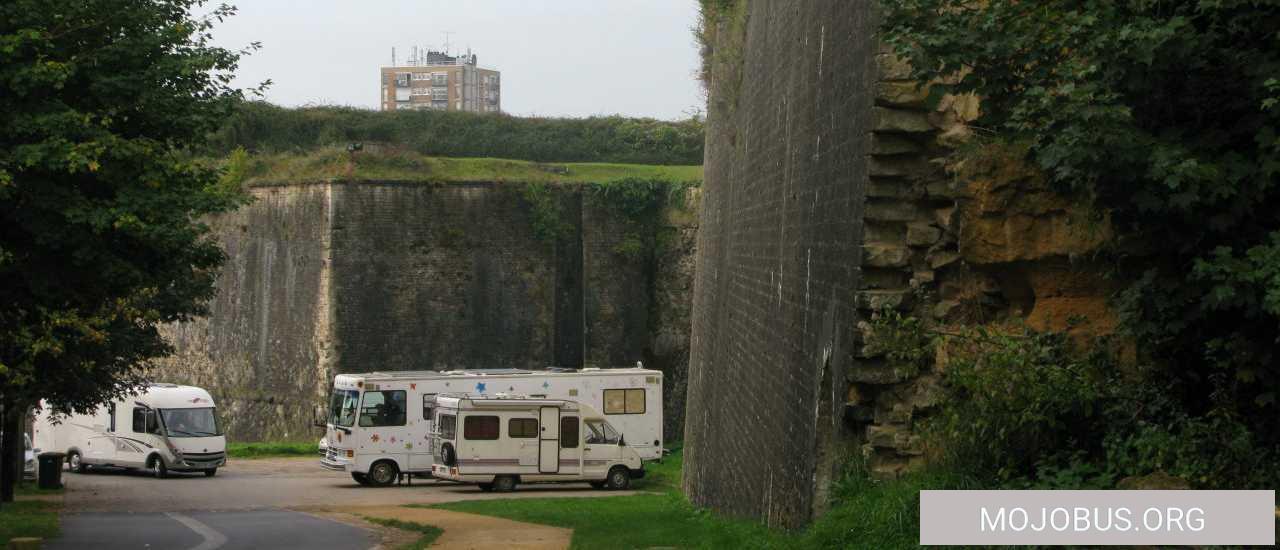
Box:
0, 398, 21, 504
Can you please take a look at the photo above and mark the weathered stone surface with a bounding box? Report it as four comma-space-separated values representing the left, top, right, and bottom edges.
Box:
865, 199, 917, 222
906, 223, 942, 247
871, 134, 922, 156
876, 52, 913, 80
863, 244, 912, 268
872, 107, 934, 134
869, 155, 932, 178
867, 178, 920, 200
867, 424, 903, 448
927, 249, 960, 269
855, 289, 912, 311
876, 81, 929, 108
849, 359, 915, 385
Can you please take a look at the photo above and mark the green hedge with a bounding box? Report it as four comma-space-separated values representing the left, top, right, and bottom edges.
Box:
208, 102, 704, 165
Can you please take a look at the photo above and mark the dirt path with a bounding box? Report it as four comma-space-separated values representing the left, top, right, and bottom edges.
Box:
351, 505, 571, 550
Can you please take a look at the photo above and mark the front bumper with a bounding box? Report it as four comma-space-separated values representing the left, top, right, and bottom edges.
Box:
320, 457, 351, 472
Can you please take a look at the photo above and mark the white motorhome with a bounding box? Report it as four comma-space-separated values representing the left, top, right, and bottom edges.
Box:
430, 394, 644, 491
319, 367, 662, 486
32, 383, 226, 478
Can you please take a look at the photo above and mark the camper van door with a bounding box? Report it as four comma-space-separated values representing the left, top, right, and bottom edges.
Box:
538, 406, 559, 473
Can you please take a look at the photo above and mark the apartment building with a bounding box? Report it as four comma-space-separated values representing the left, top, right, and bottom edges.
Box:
379, 49, 500, 113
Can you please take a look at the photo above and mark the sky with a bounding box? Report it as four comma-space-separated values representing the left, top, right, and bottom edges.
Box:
209, 1, 705, 120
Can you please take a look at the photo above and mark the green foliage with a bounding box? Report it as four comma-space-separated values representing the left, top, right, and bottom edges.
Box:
0, 1, 250, 417
521, 183, 573, 242
363, 517, 443, 550
882, 0, 1280, 458
225, 441, 316, 459
209, 102, 705, 165
0, 501, 58, 546
586, 177, 700, 259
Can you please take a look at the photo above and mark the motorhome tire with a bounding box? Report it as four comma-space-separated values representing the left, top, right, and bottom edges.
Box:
478, 483, 494, 492
589, 481, 606, 489
492, 475, 517, 492
368, 460, 399, 486
204, 468, 217, 477
68, 451, 85, 473
606, 466, 630, 490
351, 472, 371, 485
150, 456, 168, 479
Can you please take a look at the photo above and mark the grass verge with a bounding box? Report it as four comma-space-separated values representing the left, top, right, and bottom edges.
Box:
0, 500, 59, 546
364, 517, 443, 550
226, 147, 702, 187
226, 441, 317, 459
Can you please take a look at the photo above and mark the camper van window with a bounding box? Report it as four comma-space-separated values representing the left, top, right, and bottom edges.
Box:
359, 390, 407, 427
132, 408, 160, 435
422, 394, 437, 423
560, 417, 579, 448
108, 404, 116, 432
603, 388, 646, 415
329, 389, 359, 427
463, 416, 499, 440
160, 408, 220, 437
509, 418, 537, 438
585, 419, 621, 445
439, 414, 457, 440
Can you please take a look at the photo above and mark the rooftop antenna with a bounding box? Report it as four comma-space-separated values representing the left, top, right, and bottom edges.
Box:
391, 47, 396, 66
442, 31, 455, 54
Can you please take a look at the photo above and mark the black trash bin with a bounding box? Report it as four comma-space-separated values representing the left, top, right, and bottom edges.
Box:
37, 452, 65, 489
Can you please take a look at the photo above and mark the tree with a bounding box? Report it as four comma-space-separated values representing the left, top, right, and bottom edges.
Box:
881, 0, 1280, 460
0, 0, 255, 503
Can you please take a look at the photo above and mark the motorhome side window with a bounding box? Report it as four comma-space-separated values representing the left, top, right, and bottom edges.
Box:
602, 388, 645, 414
359, 390, 407, 427
509, 418, 537, 438
422, 394, 436, 422
131, 407, 159, 434
585, 419, 621, 445
560, 416, 579, 448
439, 414, 456, 440
463, 416, 499, 440
108, 403, 116, 432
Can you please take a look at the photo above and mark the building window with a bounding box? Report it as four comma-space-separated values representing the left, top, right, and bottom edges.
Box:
395, 73, 411, 87
508, 418, 538, 438
464, 416, 500, 440
359, 390, 407, 427
603, 389, 645, 415
432, 73, 447, 86
560, 416, 579, 448
431, 88, 447, 100
414, 72, 431, 81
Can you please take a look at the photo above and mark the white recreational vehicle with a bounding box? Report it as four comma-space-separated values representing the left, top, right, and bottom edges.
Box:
430, 394, 644, 491
319, 367, 662, 486
32, 383, 226, 478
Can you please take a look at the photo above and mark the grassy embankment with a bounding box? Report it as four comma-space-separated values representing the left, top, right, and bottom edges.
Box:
426, 445, 958, 549
225, 441, 317, 459
223, 146, 702, 188
0, 484, 63, 546
363, 517, 444, 550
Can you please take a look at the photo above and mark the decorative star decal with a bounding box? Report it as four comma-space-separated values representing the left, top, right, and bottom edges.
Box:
410, 383, 416, 390
475, 382, 486, 393
542, 381, 550, 389
390, 437, 397, 444
370, 434, 380, 443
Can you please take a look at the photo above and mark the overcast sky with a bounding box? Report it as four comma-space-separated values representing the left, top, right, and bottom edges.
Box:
209, 1, 704, 120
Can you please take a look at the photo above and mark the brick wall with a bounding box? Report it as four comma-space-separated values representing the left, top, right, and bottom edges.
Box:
684, 1, 876, 529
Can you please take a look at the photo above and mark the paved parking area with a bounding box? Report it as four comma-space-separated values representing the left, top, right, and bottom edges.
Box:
47, 509, 375, 550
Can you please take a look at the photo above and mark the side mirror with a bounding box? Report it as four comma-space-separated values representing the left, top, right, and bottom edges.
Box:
312, 405, 327, 428
618, 435, 626, 447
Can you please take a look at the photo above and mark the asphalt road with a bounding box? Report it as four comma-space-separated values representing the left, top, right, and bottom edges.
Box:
50, 456, 625, 550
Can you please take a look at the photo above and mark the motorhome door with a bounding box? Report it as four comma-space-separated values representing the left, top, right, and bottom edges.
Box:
538, 406, 559, 473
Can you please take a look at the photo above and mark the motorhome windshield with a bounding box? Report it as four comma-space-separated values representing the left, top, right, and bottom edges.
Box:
585, 419, 621, 445
329, 389, 359, 427
159, 408, 220, 437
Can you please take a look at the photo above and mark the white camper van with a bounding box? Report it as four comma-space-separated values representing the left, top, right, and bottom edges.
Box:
319, 367, 662, 486
32, 383, 226, 478
431, 394, 644, 491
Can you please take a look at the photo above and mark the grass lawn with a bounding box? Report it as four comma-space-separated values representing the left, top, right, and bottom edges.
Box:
226, 441, 317, 459
2, 483, 61, 546
364, 517, 443, 550
429, 447, 788, 550
230, 147, 702, 187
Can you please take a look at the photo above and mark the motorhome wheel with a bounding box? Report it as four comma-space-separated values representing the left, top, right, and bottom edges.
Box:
204, 468, 217, 477
492, 475, 517, 492
368, 460, 399, 486
351, 472, 372, 486
606, 466, 630, 490
589, 481, 606, 489
151, 456, 169, 479
68, 451, 85, 473
478, 483, 494, 492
